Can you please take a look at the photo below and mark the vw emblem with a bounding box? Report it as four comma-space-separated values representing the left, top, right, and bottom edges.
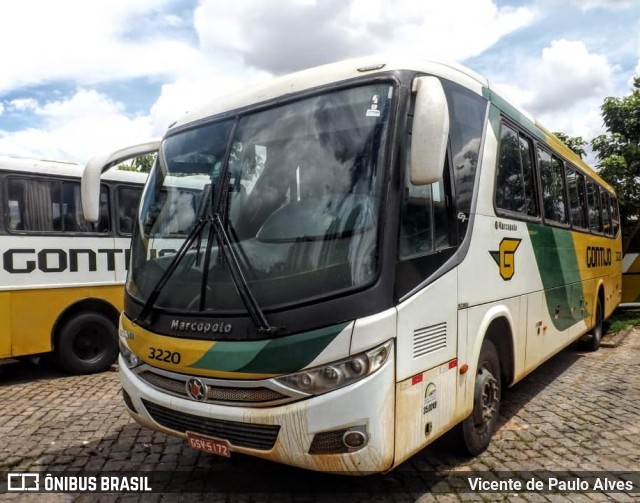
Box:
186, 378, 207, 401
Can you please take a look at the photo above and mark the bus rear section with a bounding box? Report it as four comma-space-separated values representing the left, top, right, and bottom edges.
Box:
82, 57, 621, 473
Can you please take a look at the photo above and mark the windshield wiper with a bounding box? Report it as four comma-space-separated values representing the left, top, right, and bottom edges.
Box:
134, 216, 212, 325
135, 211, 282, 335
211, 213, 282, 335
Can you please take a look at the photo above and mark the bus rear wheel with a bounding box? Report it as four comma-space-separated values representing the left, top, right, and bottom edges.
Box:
54, 312, 117, 374
460, 339, 501, 456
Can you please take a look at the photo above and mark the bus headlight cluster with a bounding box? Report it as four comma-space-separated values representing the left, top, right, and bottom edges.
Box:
118, 325, 142, 369
119, 339, 142, 369
276, 340, 393, 395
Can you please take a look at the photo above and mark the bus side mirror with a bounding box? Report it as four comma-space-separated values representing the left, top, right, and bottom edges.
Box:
410, 76, 449, 186
82, 140, 161, 222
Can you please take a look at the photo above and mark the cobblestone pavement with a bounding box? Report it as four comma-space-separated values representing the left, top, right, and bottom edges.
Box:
1, 330, 639, 503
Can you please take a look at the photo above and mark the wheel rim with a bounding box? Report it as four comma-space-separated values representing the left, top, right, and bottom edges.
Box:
472, 366, 500, 429
72, 324, 109, 362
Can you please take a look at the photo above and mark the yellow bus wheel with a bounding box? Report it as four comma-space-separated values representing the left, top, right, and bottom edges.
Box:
54, 312, 118, 374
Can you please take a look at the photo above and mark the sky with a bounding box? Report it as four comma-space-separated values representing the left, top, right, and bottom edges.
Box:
0, 0, 639, 166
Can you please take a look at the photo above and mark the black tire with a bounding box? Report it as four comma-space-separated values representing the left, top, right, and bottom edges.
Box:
54, 312, 117, 374
583, 296, 604, 352
460, 339, 501, 456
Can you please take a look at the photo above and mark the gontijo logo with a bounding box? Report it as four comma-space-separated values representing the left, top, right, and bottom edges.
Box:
586, 246, 612, 268
490, 238, 522, 281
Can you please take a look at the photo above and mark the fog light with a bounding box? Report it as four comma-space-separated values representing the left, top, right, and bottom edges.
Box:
342, 430, 368, 449
309, 426, 369, 454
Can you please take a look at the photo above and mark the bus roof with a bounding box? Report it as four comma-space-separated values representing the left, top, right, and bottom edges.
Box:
168, 55, 611, 193
0, 156, 147, 185
0, 156, 83, 177
170, 56, 489, 130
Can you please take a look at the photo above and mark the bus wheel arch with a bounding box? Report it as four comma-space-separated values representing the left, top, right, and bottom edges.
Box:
460, 316, 514, 456
52, 299, 120, 374
484, 317, 515, 386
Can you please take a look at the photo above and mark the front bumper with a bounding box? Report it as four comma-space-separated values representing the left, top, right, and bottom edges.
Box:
119, 351, 396, 474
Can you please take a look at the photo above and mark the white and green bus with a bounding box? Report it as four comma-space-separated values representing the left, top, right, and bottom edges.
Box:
83, 57, 622, 473
0, 156, 146, 373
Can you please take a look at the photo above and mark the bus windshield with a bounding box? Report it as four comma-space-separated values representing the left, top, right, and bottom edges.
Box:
127, 83, 394, 316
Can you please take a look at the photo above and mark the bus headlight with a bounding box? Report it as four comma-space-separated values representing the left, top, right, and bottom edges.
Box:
276, 340, 393, 395
118, 321, 142, 369
118, 325, 142, 371
119, 340, 142, 369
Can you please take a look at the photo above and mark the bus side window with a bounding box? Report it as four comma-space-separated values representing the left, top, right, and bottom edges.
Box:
611, 196, 620, 236
7, 181, 24, 231
444, 82, 487, 242
566, 167, 588, 229
495, 124, 538, 217
587, 179, 602, 233
538, 149, 568, 225
116, 186, 142, 235
61, 181, 107, 233
399, 170, 450, 260
495, 125, 525, 213
7, 178, 60, 232
97, 186, 110, 233
601, 190, 612, 236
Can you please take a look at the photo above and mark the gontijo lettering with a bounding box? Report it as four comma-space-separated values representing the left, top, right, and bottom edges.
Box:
2, 248, 130, 273
586, 246, 612, 268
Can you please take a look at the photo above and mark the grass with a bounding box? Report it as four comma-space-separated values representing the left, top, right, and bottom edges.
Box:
605, 308, 640, 334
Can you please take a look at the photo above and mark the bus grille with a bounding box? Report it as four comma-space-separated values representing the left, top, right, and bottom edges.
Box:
141, 399, 280, 450
137, 370, 289, 405
413, 322, 447, 358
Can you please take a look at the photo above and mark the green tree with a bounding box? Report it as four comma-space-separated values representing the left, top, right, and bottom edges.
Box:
553, 132, 587, 159
591, 77, 640, 252
117, 153, 157, 173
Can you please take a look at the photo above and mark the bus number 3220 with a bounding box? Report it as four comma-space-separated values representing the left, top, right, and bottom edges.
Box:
148, 347, 181, 364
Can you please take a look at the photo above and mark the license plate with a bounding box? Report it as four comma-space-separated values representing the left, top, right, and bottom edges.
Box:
186, 431, 231, 457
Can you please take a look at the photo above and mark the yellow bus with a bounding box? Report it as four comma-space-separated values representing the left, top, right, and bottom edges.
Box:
0, 156, 145, 373
621, 223, 640, 305
83, 56, 621, 472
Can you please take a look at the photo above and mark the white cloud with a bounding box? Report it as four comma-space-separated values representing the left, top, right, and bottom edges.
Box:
493, 39, 614, 142
194, 0, 536, 74
0, 0, 555, 163
0, 90, 152, 162
570, 0, 636, 10
8, 98, 39, 112
533, 40, 613, 113
0, 0, 201, 92
147, 57, 272, 136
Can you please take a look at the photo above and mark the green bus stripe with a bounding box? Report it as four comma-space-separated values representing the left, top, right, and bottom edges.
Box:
528, 223, 585, 330
189, 322, 350, 374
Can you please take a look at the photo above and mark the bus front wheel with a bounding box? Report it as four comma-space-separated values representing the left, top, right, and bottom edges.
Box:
460, 339, 501, 456
54, 312, 118, 374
